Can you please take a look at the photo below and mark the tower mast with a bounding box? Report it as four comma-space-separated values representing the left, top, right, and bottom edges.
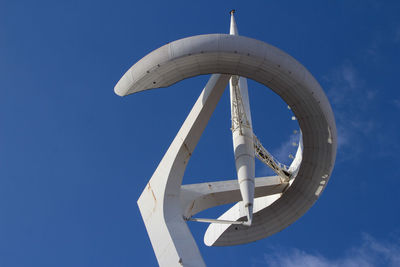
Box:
229, 10, 255, 226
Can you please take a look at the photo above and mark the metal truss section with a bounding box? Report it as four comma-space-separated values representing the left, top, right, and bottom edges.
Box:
230, 73, 290, 182
253, 134, 291, 181
230, 75, 251, 135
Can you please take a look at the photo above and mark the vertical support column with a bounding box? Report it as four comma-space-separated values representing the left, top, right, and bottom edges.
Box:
229, 10, 255, 225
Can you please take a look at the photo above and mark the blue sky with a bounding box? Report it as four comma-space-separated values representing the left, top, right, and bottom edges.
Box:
1, 0, 400, 266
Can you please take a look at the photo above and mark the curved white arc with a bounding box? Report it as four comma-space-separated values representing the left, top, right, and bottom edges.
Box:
113, 34, 337, 131
204, 193, 281, 246
288, 133, 303, 180
121, 34, 337, 247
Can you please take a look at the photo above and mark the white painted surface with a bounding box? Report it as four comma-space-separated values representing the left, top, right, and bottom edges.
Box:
181, 176, 287, 218
204, 137, 302, 246
229, 13, 255, 226
137, 74, 230, 266
117, 31, 336, 264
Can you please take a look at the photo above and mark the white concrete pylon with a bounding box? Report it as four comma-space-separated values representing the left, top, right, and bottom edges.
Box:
137, 74, 230, 267
229, 10, 255, 226
116, 17, 337, 264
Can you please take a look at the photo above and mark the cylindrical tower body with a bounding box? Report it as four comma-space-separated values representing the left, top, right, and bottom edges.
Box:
229, 11, 255, 225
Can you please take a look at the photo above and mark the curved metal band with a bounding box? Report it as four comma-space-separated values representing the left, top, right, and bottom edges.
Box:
117, 34, 337, 246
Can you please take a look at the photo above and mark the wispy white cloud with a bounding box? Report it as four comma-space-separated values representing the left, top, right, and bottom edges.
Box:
394, 99, 400, 109
336, 124, 350, 149
255, 132, 300, 177
324, 62, 363, 105
256, 234, 400, 267
341, 64, 358, 90
323, 62, 378, 160
364, 39, 381, 63
395, 26, 400, 43
273, 133, 299, 166
366, 90, 377, 101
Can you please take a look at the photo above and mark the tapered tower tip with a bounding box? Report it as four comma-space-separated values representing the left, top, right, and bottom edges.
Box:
229, 9, 238, 35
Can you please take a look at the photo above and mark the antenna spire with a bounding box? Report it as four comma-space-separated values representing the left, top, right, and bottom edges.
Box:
229, 9, 238, 35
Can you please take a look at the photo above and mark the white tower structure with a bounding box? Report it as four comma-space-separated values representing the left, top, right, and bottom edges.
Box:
115, 11, 337, 267
229, 10, 255, 226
